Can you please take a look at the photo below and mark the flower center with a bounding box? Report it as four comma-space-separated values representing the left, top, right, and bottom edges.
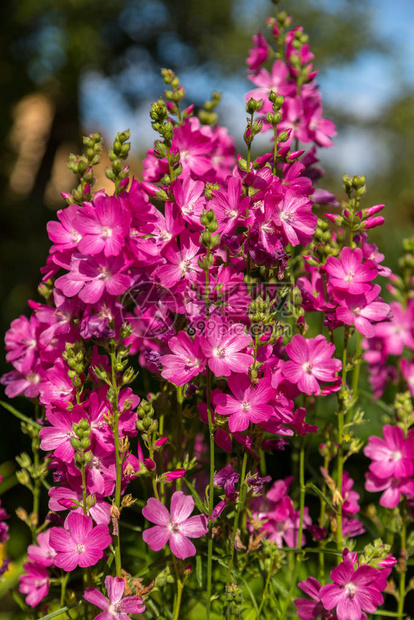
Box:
391, 450, 402, 461
168, 521, 180, 534
345, 583, 357, 598
302, 361, 313, 373
213, 347, 226, 359
102, 226, 113, 238
76, 543, 85, 554
241, 400, 251, 412
280, 211, 293, 223
179, 259, 192, 271
345, 270, 355, 282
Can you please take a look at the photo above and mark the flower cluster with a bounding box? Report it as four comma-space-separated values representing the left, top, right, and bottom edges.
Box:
0, 3, 411, 619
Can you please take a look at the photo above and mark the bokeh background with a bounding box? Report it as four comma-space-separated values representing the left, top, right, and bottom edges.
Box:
1, 0, 414, 613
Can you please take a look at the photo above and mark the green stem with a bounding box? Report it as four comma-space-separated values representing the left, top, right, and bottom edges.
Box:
110, 349, 122, 578
297, 437, 306, 552
60, 572, 69, 607
206, 367, 214, 620
397, 521, 407, 620
273, 125, 278, 175
172, 555, 184, 620
257, 561, 272, 618
80, 463, 87, 515
31, 434, 41, 542
176, 385, 183, 467
318, 455, 329, 584
226, 450, 248, 587
351, 331, 363, 396
336, 328, 349, 556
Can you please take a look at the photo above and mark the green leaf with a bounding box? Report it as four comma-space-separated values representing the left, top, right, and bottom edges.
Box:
36, 601, 83, 620
11, 590, 27, 611
0, 473, 18, 495
182, 477, 206, 514
0, 401, 42, 429
306, 482, 336, 513
196, 554, 203, 588
240, 575, 259, 614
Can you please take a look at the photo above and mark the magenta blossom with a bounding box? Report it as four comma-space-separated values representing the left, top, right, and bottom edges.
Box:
295, 577, 336, 619
364, 425, 414, 480
325, 247, 377, 295
142, 491, 207, 559
273, 189, 317, 247
319, 560, 383, 620
200, 321, 253, 377
282, 334, 341, 395
215, 374, 274, 432
84, 575, 145, 619
74, 193, 131, 257
161, 331, 206, 385
49, 512, 112, 571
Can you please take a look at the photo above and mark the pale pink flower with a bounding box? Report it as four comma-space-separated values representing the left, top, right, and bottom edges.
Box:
84, 575, 145, 619
364, 425, 414, 480
282, 334, 341, 395
142, 491, 207, 559
19, 562, 50, 607
27, 530, 57, 567
161, 331, 206, 385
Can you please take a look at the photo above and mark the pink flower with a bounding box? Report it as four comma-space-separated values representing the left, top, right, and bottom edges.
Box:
320, 560, 383, 620
282, 334, 341, 395
27, 530, 57, 567
39, 404, 86, 462
215, 374, 274, 432
84, 575, 145, 619
199, 321, 253, 377
364, 425, 414, 480
247, 30, 270, 72
161, 331, 206, 385
365, 472, 414, 509
74, 193, 131, 257
142, 491, 208, 559
56, 253, 131, 304
47, 204, 81, 252
374, 300, 414, 356
295, 577, 334, 620
19, 562, 50, 607
49, 512, 112, 571
172, 176, 206, 228
271, 188, 317, 247
156, 231, 202, 287
335, 284, 390, 338
325, 247, 377, 295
